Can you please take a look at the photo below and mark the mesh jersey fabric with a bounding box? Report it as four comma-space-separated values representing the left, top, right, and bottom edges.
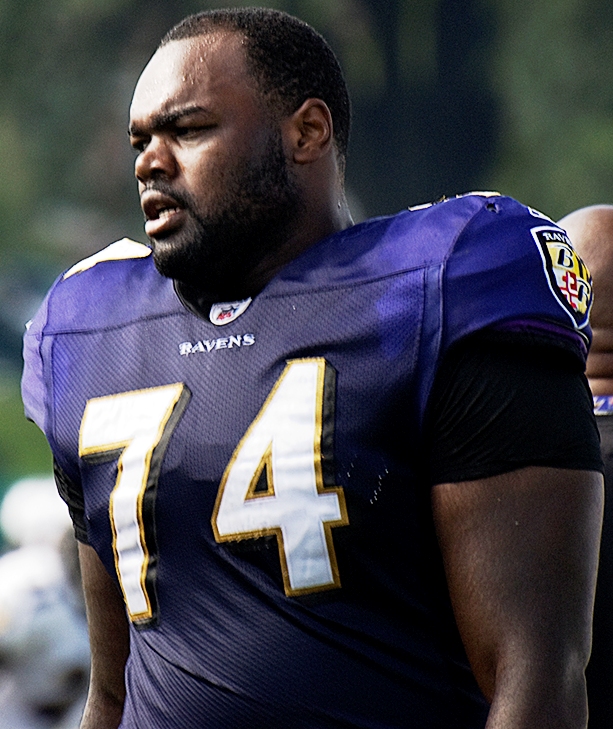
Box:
21, 194, 594, 728
55, 335, 603, 542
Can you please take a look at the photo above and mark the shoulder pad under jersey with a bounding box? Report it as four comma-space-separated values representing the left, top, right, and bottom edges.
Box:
62, 238, 151, 279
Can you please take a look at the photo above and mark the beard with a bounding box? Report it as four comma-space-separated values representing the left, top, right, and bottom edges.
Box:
146, 130, 302, 301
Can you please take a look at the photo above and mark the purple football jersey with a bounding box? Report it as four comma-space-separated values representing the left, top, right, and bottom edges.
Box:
22, 195, 591, 728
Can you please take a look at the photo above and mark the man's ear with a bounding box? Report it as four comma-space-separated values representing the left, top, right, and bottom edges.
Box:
283, 98, 333, 164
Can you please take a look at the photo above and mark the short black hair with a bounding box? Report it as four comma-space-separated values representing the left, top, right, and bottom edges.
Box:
160, 7, 351, 162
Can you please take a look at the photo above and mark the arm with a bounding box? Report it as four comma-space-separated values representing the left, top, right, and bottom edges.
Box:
432, 466, 603, 729
78, 542, 130, 729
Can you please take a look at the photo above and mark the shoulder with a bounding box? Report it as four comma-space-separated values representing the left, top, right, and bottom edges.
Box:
21, 238, 178, 433
26, 238, 177, 339
433, 194, 593, 352
61, 237, 152, 279
341, 192, 554, 272
405, 191, 556, 254
275, 193, 591, 350
274, 192, 516, 289
358, 191, 509, 267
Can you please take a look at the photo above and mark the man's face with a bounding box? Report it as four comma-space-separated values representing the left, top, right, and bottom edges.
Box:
129, 33, 300, 298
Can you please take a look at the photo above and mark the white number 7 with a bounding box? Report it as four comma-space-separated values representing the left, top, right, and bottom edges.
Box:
79, 383, 189, 625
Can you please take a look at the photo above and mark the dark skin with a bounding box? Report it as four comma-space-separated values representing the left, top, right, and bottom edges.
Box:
128, 31, 353, 302
433, 468, 602, 728
78, 32, 603, 729
559, 205, 613, 395
78, 543, 129, 729
558, 205, 613, 729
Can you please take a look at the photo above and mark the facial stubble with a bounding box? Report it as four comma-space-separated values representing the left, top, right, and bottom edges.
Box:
147, 130, 302, 300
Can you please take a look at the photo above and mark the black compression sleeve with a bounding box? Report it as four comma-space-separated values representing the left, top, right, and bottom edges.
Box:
425, 335, 603, 485
54, 459, 89, 544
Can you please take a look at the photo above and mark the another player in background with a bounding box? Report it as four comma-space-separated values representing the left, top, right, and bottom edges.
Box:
0, 478, 89, 729
22, 8, 603, 729
558, 205, 613, 729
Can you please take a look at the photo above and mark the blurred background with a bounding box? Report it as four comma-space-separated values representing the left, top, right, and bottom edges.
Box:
2, 0, 613, 510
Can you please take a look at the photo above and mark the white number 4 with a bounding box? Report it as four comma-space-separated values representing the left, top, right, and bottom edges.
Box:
212, 358, 348, 596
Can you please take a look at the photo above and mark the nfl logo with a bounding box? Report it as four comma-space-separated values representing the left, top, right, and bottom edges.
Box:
209, 298, 252, 326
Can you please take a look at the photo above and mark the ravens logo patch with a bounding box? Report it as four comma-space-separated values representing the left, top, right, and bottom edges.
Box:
531, 226, 592, 330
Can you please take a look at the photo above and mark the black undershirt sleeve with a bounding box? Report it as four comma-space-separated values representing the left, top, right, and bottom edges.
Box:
424, 333, 604, 485
54, 459, 89, 544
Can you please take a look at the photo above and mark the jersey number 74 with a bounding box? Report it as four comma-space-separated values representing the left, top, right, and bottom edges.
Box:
79, 358, 349, 626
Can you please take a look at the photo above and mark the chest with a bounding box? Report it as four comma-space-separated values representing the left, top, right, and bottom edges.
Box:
51, 273, 433, 617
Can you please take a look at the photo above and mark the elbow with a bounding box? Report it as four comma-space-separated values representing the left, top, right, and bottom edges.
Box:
484, 640, 589, 727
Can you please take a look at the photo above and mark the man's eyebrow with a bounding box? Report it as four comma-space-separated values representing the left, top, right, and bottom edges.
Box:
128, 105, 211, 137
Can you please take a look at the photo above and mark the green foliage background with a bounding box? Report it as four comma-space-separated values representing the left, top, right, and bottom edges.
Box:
1, 0, 612, 493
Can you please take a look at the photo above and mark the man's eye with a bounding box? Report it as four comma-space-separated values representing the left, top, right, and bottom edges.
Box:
175, 125, 213, 139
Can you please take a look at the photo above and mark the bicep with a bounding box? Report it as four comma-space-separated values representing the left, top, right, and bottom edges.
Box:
432, 467, 603, 702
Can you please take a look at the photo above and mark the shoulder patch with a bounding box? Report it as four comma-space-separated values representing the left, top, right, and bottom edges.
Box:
531, 226, 592, 329
63, 238, 151, 279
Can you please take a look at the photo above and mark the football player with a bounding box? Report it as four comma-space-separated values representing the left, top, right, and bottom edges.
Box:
0, 479, 89, 729
22, 8, 603, 729
558, 204, 613, 729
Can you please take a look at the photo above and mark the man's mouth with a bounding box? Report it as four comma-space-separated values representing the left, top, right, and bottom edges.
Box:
158, 206, 181, 220
141, 190, 186, 238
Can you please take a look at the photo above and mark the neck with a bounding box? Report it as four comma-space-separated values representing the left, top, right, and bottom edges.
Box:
245, 193, 354, 293
176, 193, 354, 313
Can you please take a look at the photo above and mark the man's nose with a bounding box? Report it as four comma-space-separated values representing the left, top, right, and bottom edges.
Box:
134, 137, 178, 182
